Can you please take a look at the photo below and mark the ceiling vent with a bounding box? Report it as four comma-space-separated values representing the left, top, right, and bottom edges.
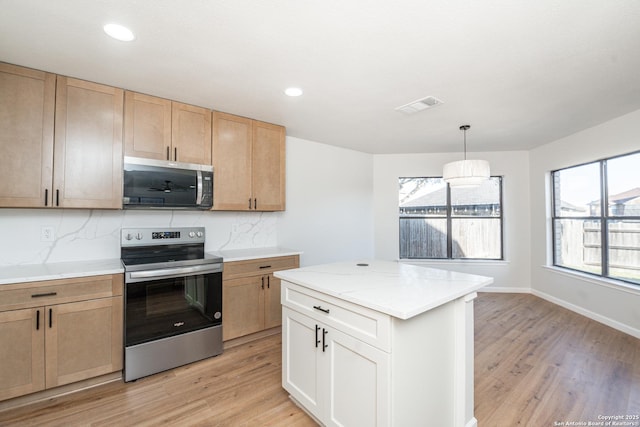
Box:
395, 96, 444, 114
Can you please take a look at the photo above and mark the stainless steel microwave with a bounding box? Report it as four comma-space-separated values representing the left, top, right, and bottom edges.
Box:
123, 157, 213, 209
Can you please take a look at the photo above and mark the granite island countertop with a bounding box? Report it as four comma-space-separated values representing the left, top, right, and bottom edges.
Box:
0, 259, 124, 285
274, 259, 493, 320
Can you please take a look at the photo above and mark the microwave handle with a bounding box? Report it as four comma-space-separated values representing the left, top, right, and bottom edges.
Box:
196, 170, 203, 205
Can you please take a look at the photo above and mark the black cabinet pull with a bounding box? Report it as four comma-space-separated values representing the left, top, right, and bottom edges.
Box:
248, 198, 252, 209
313, 305, 330, 314
261, 276, 264, 289
254, 198, 257, 210
36, 310, 40, 330
315, 325, 320, 348
267, 276, 270, 289
259, 265, 272, 270
322, 328, 328, 352
174, 147, 177, 161
55, 189, 59, 207
49, 308, 53, 328
31, 292, 57, 298
166, 146, 170, 160
44, 189, 48, 206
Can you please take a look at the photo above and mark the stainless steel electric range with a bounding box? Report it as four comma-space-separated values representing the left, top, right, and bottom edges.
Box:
120, 226, 223, 382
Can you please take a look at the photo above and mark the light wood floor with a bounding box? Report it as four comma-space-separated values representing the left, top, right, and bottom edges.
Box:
1, 293, 639, 426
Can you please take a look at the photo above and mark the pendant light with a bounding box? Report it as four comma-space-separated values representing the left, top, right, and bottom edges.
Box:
442, 125, 490, 187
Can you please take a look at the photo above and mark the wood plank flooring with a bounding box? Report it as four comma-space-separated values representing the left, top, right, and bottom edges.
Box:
475, 293, 640, 426
1, 293, 639, 426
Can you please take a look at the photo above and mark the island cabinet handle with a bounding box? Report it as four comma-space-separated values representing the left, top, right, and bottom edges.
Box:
313, 305, 330, 314
49, 308, 52, 328
31, 292, 57, 298
322, 328, 328, 352
259, 265, 272, 269
36, 310, 40, 330
315, 325, 320, 348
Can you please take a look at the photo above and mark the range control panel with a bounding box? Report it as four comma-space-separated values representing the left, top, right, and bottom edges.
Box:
121, 227, 205, 247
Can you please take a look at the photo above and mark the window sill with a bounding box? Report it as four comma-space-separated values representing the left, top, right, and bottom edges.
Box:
541, 265, 640, 296
399, 258, 510, 267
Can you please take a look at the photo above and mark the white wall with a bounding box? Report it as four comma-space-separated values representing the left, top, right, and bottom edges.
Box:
372, 150, 531, 291
0, 136, 374, 268
529, 109, 640, 338
277, 137, 374, 266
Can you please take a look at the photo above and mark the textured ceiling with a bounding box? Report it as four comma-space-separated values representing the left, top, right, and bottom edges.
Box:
1, 0, 639, 154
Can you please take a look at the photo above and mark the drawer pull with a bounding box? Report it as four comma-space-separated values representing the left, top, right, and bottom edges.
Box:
31, 292, 57, 298
259, 265, 272, 269
313, 305, 330, 314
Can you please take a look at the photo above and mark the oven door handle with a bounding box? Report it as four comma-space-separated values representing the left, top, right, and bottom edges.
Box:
126, 264, 222, 283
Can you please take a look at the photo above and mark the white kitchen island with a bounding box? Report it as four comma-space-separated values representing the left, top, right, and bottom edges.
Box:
275, 260, 493, 427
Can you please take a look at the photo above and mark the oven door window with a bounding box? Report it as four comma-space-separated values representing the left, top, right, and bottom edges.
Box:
125, 272, 222, 347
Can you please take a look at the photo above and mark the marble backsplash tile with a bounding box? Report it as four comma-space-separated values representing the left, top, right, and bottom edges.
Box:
0, 209, 279, 266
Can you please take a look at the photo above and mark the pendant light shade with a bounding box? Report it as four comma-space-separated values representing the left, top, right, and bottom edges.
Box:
443, 125, 490, 187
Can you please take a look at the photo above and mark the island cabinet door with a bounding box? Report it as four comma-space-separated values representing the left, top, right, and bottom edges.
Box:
282, 307, 324, 421
324, 327, 390, 427
282, 307, 391, 427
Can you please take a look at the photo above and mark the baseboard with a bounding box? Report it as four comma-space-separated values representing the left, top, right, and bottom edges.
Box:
480, 286, 530, 293
531, 289, 640, 339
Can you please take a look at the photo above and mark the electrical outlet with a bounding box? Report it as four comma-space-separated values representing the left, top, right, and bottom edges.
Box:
41, 226, 55, 242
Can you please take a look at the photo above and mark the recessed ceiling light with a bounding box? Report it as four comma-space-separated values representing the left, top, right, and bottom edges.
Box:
103, 23, 135, 42
284, 87, 303, 97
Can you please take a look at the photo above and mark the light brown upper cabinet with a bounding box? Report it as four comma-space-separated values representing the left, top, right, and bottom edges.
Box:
124, 91, 212, 165
212, 112, 286, 211
0, 63, 55, 208
0, 64, 123, 209
54, 77, 123, 208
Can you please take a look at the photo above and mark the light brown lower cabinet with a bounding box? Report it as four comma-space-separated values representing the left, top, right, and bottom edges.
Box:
0, 274, 123, 402
222, 255, 299, 341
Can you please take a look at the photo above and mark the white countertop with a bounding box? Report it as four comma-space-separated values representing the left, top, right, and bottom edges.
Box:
210, 247, 302, 263
274, 260, 493, 320
0, 259, 124, 285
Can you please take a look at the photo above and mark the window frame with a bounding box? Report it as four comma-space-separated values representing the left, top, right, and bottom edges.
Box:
399, 176, 504, 260
551, 150, 640, 285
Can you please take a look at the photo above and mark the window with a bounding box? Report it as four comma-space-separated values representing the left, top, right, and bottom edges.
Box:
552, 151, 640, 285
399, 177, 503, 259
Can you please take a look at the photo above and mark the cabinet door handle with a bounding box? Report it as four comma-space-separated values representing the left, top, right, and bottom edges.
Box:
56, 189, 60, 207
261, 276, 264, 289
31, 292, 57, 298
259, 265, 272, 270
44, 189, 48, 207
267, 275, 270, 289
313, 305, 330, 314
49, 308, 52, 328
36, 310, 40, 330
174, 147, 177, 161
322, 328, 328, 352
166, 146, 170, 160
315, 325, 320, 348
248, 198, 252, 209
254, 198, 257, 210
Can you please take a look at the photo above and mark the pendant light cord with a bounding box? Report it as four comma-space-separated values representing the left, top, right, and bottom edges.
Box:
460, 124, 470, 161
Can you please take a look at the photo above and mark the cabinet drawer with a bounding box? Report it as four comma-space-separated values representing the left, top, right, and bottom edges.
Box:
0, 274, 123, 312
282, 281, 391, 352
224, 255, 299, 279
